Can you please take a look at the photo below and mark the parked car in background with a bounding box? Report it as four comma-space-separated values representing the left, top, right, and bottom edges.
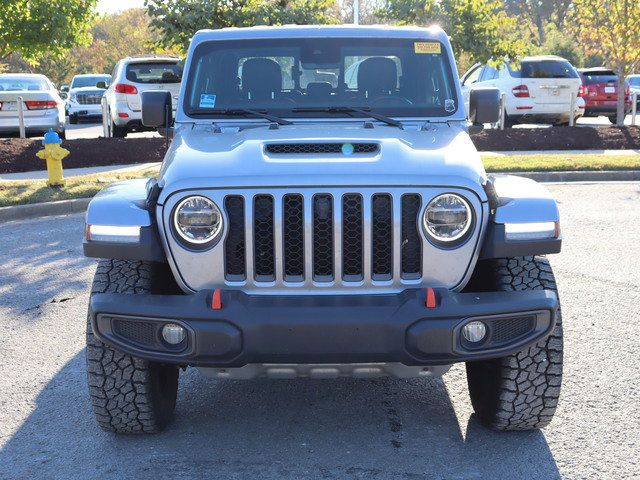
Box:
461, 56, 584, 127
66, 73, 112, 124
0, 73, 66, 138
577, 68, 631, 124
102, 55, 182, 137
627, 74, 640, 107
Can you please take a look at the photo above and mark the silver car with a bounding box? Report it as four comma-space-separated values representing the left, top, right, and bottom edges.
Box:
83, 26, 563, 435
0, 74, 65, 138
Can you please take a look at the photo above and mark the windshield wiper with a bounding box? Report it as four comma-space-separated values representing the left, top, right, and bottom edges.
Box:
187, 108, 292, 125
292, 106, 403, 128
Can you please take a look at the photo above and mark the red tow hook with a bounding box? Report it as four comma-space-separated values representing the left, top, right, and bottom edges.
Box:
425, 288, 437, 308
211, 288, 223, 310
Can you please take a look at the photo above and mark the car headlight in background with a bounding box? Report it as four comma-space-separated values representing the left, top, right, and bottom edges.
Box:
173, 196, 223, 246
423, 193, 473, 245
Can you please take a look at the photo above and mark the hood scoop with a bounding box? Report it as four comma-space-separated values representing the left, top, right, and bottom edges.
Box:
264, 142, 380, 155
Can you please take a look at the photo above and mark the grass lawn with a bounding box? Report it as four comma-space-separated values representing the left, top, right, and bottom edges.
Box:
482, 153, 640, 172
0, 167, 159, 208
1, 153, 640, 208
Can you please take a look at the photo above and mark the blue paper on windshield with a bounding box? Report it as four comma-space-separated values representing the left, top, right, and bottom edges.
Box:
199, 94, 216, 109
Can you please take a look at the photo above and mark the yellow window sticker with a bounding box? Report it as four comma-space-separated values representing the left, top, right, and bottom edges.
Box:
414, 42, 441, 54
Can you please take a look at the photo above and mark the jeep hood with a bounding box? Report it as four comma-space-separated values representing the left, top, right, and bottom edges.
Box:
157, 123, 487, 204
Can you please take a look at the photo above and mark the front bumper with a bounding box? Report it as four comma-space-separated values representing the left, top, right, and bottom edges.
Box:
68, 103, 102, 117
90, 288, 558, 367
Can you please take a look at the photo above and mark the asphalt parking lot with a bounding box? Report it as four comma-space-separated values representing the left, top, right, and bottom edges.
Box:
0, 182, 639, 479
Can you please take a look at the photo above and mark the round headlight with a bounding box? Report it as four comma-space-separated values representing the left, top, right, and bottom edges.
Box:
173, 196, 222, 245
423, 194, 472, 244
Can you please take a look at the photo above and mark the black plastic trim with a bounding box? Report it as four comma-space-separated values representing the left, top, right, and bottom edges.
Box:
89, 287, 558, 367
480, 223, 562, 259
83, 224, 166, 262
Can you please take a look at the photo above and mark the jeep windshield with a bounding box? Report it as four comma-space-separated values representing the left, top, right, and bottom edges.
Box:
183, 37, 458, 120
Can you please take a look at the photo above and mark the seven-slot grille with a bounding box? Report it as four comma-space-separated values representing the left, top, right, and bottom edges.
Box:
223, 192, 422, 284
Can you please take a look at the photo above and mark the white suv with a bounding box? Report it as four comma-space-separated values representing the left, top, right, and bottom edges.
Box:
66, 74, 111, 124
102, 56, 182, 137
461, 56, 585, 127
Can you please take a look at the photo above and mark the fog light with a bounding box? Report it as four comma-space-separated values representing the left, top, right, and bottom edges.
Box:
462, 321, 487, 343
162, 323, 186, 345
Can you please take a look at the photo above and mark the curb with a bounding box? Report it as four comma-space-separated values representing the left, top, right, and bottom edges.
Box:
1, 170, 639, 223
500, 170, 640, 182
0, 198, 91, 223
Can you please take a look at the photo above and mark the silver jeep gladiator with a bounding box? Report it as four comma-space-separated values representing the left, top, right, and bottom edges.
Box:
83, 25, 563, 434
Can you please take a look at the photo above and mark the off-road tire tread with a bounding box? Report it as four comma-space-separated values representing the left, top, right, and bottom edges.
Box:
86, 259, 178, 434
466, 256, 563, 431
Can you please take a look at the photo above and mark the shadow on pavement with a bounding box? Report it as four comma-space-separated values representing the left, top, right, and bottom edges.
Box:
0, 352, 560, 479
0, 215, 95, 316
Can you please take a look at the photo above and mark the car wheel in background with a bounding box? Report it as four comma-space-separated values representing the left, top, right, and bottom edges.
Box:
69, 114, 78, 125
607, 115, 618, 124
110, 118, 127, 138
503, 115, 516, 128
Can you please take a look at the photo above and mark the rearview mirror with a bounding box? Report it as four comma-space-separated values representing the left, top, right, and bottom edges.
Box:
141, 90, 172, 128
96, 81, 107, 89
468, 87, 500, 126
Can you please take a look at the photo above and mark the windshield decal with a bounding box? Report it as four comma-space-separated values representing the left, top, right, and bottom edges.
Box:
445, 99, 455, 112
199, 94, 216, 109
414, 42, 441, 54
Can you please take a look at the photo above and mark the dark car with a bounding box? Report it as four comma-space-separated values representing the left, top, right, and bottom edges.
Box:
577, 68, 631, 123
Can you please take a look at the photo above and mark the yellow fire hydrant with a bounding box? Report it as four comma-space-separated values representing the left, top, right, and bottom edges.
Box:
36, 130, 69, 187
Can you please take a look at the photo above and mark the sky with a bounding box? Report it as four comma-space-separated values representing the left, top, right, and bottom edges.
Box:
96, 0, 146, 14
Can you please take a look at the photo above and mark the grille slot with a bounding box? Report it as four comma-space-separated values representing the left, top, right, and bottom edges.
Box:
224, 196, 246, 280
401, 194, 422, 278
372, 194, 393, 280
313, 194, 334, 280
253, 195, 275, 281
266, 143, 379, 155
492, 316, 535, 343
112, 319, 157, 347
283, 194, 305, 281
342, 194, 363, 281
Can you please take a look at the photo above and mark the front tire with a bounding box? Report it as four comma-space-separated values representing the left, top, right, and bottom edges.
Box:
69, 114, 78, 125
465, 256, 563, 431
86, 260, 179, 434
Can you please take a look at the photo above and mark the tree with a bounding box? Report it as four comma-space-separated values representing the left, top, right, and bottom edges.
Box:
504, 0, 572, 45
376, 0, 528, 66
145, 0, 339, 53
534, 23, 584, 67
0, 0, 97, 63
570, 0, 640, 125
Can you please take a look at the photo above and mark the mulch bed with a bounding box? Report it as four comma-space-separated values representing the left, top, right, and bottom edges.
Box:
1, 127, 639, 174
472, 126, 640, 151
0, 137, 166, 174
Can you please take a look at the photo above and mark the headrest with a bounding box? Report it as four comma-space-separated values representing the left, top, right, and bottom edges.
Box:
242, 58, 282, 100
357, 57, 397, 96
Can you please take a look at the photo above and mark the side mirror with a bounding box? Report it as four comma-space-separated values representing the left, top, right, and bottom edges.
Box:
60, 92, 68, 100
141, 90, 172, 128
61, 85, 69, 92
469, 87, 500, 126
96, 81, 107, 89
